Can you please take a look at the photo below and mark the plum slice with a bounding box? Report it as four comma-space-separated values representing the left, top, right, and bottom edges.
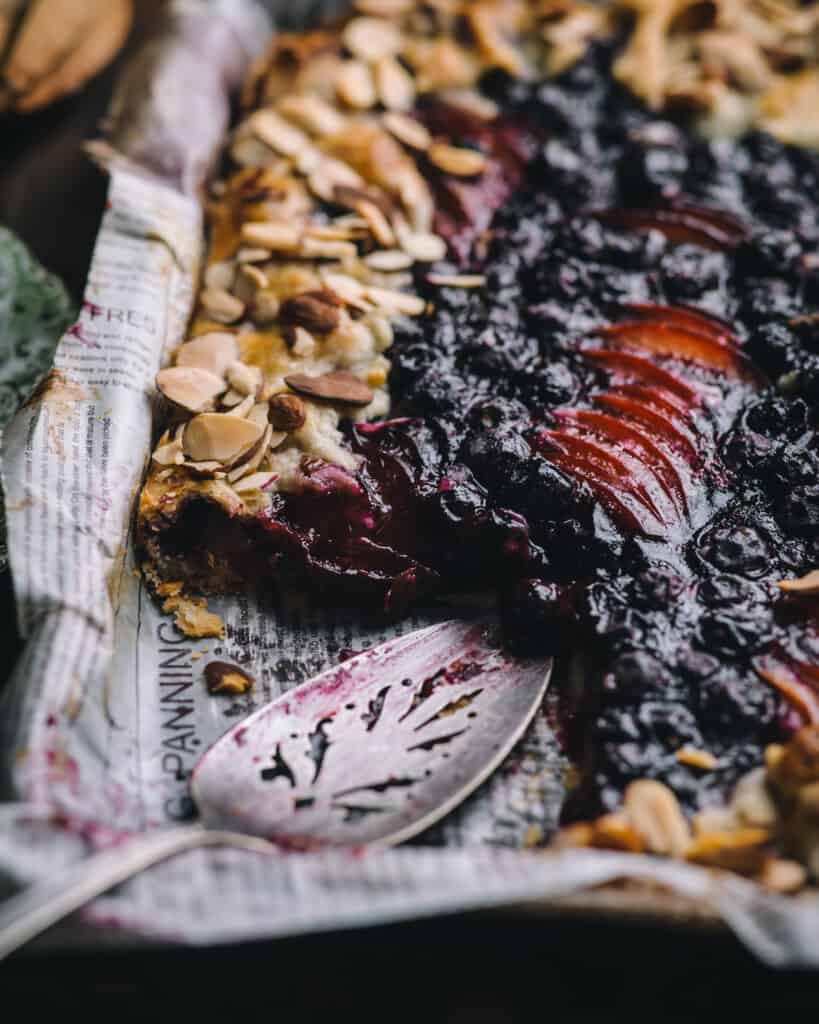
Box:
535, 429, 676, 525
590, 204, 748, 250
596, 321, 760, 380
593, 391, 699, 463
581, 348, 701, 405
606, 383, 694, 424
618, 303, 738, 347
552, 408, 691, 517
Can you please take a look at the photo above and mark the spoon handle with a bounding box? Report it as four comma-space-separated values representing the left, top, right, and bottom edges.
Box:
0, 825, 272, 961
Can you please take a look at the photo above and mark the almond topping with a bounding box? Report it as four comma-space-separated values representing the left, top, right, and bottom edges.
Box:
342, 17, 402, 62
199, 288, 245, 325
382, 112, 432, 151
252, 291, 281, 324
204, 261, 235, 292
777, 569, 819, 594
268, 393, 307, 431
284, 371, 374, 407
247, 109, 309, 157
156, 367, 226, 414
364, 249, 415, 272
427, 142, 488, 177
336, 60, 377, 109
354, 0, 413, 15
400, 231, 447, 262
277, 94, 346, 137
232, 471, 280, 495
685, 828, 772, 874
375, 55, 416, 111
279, 289, 341, 335
755, 857, 807, 894
183, 413, 265, 465
226, 361, 262, 398
204, 661, 255, 696
427, 273, 486, 288
364, 286, 426, 315
623, 779, 691, 857
240, 221, 302, 251
152, 438, 184, 467
175, 332, 239, 376
675, 747, 719, 771
355, 198, 396, 247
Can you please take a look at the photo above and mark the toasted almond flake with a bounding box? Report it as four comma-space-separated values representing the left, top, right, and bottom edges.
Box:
199, 288, 245, 325
226, 395, 255, 419
685, 828, 772, 874
226, 361, 262, 398
467, 3, 528, 78
284, 371, 374, 406
228, 425, 275, 481
239, 263, 268, 291
240, 221, 302, 251
233, 470, 280, 494
294, 146, 322, 176
156, 367, 226, 413
355, 199, 395, 247
321, 272, 370, 310
427, 273, 486, 288
756, 857, 807, 894
247, 108, 309, 157
220, 388, 245, 408
676, 747, 718, 771
400, 231, 447, 262
364, 286, 426, 316
204, 261, 235, 291
382, 111, 431, 150
427, 141, 487, 177
183, 413, 265, 465
299, 237, 359, 262
777, 569, 819, 594
354, 0, 413, 15
290, 326, 318, 357
175, 332, 239, 376
368, 314, 393, 350
247, 403, 270, 428
231, 135, 278, 167
438, 87, 499, 121
184, 460, 226, 479
307, 158, 365, 202
252, 290, 280, 324
152, 438, 184, 467
342, 16, 402, 62
336, 60, 376, 110
277, 94, 346, 137
375, 55, 416, 111
364, 249, 415, 271
236, 247, 272, 264
305, 224, 366, 242
623, 779, 691, 858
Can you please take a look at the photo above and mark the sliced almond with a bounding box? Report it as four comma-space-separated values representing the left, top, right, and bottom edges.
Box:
239, 263, 268, 291
438, 88, 499, 121
299, 237, 359, 262
156, 367, 226, 413
247, 108, 309, 158
355, 198, 395, 247
231, 135, 278, 167
227, 361, 262, 398
336, 60, 376, 110
365, 249, 414, 271
777, 569, 819, 594
228, 425, 274, 480
278, 94, 346, 137
199, 288, 245, 325
284, 371, 374, 406
152, 437, 184, 467
685, 828, 772, 874
428, 142, 488, 177
268, 393, 307, 431
623, 779, 691, 858
375, 55, 415, 111
184, 460, 226, 479
307, 157, 365, 203
247, 402, 270, 428
232, 471, 280, 495
342, 17, 402, 62
236, 247, 272, 264
756, 857, 807, 894
321, 272, 371, 311
279, 289, 342, 334
675, 747, 718, 771
289, 326, 318, 357
467, 4, 528, 78
382, 112, 431, 151
354, 0, 413, 15
400, 231, 447, 262
364, 285, 426, 315
226, 395, 255, 419
183, 413, 265, 465
175, 332, 239, 376
252, 290, 281, 324
204, 261, 235, 291
427, 273, 486, 288
240, 221, 302, 251
220, 388, 245, 408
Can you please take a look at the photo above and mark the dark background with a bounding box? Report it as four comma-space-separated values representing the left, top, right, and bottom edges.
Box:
1, 5, 819, 1018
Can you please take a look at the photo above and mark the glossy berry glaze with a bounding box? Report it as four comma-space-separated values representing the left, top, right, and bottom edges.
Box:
256, 43, 819, 819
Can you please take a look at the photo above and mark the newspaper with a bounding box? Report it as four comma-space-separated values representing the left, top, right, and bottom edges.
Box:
1, 0, 819, 966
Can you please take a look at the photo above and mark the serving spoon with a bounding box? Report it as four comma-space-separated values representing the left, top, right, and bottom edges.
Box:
0, 618, 552, 959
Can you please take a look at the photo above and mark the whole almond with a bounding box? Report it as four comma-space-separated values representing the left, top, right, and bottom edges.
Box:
279, 289, 341, 334
284, 371, 373, 406
268, 393, 307, 430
